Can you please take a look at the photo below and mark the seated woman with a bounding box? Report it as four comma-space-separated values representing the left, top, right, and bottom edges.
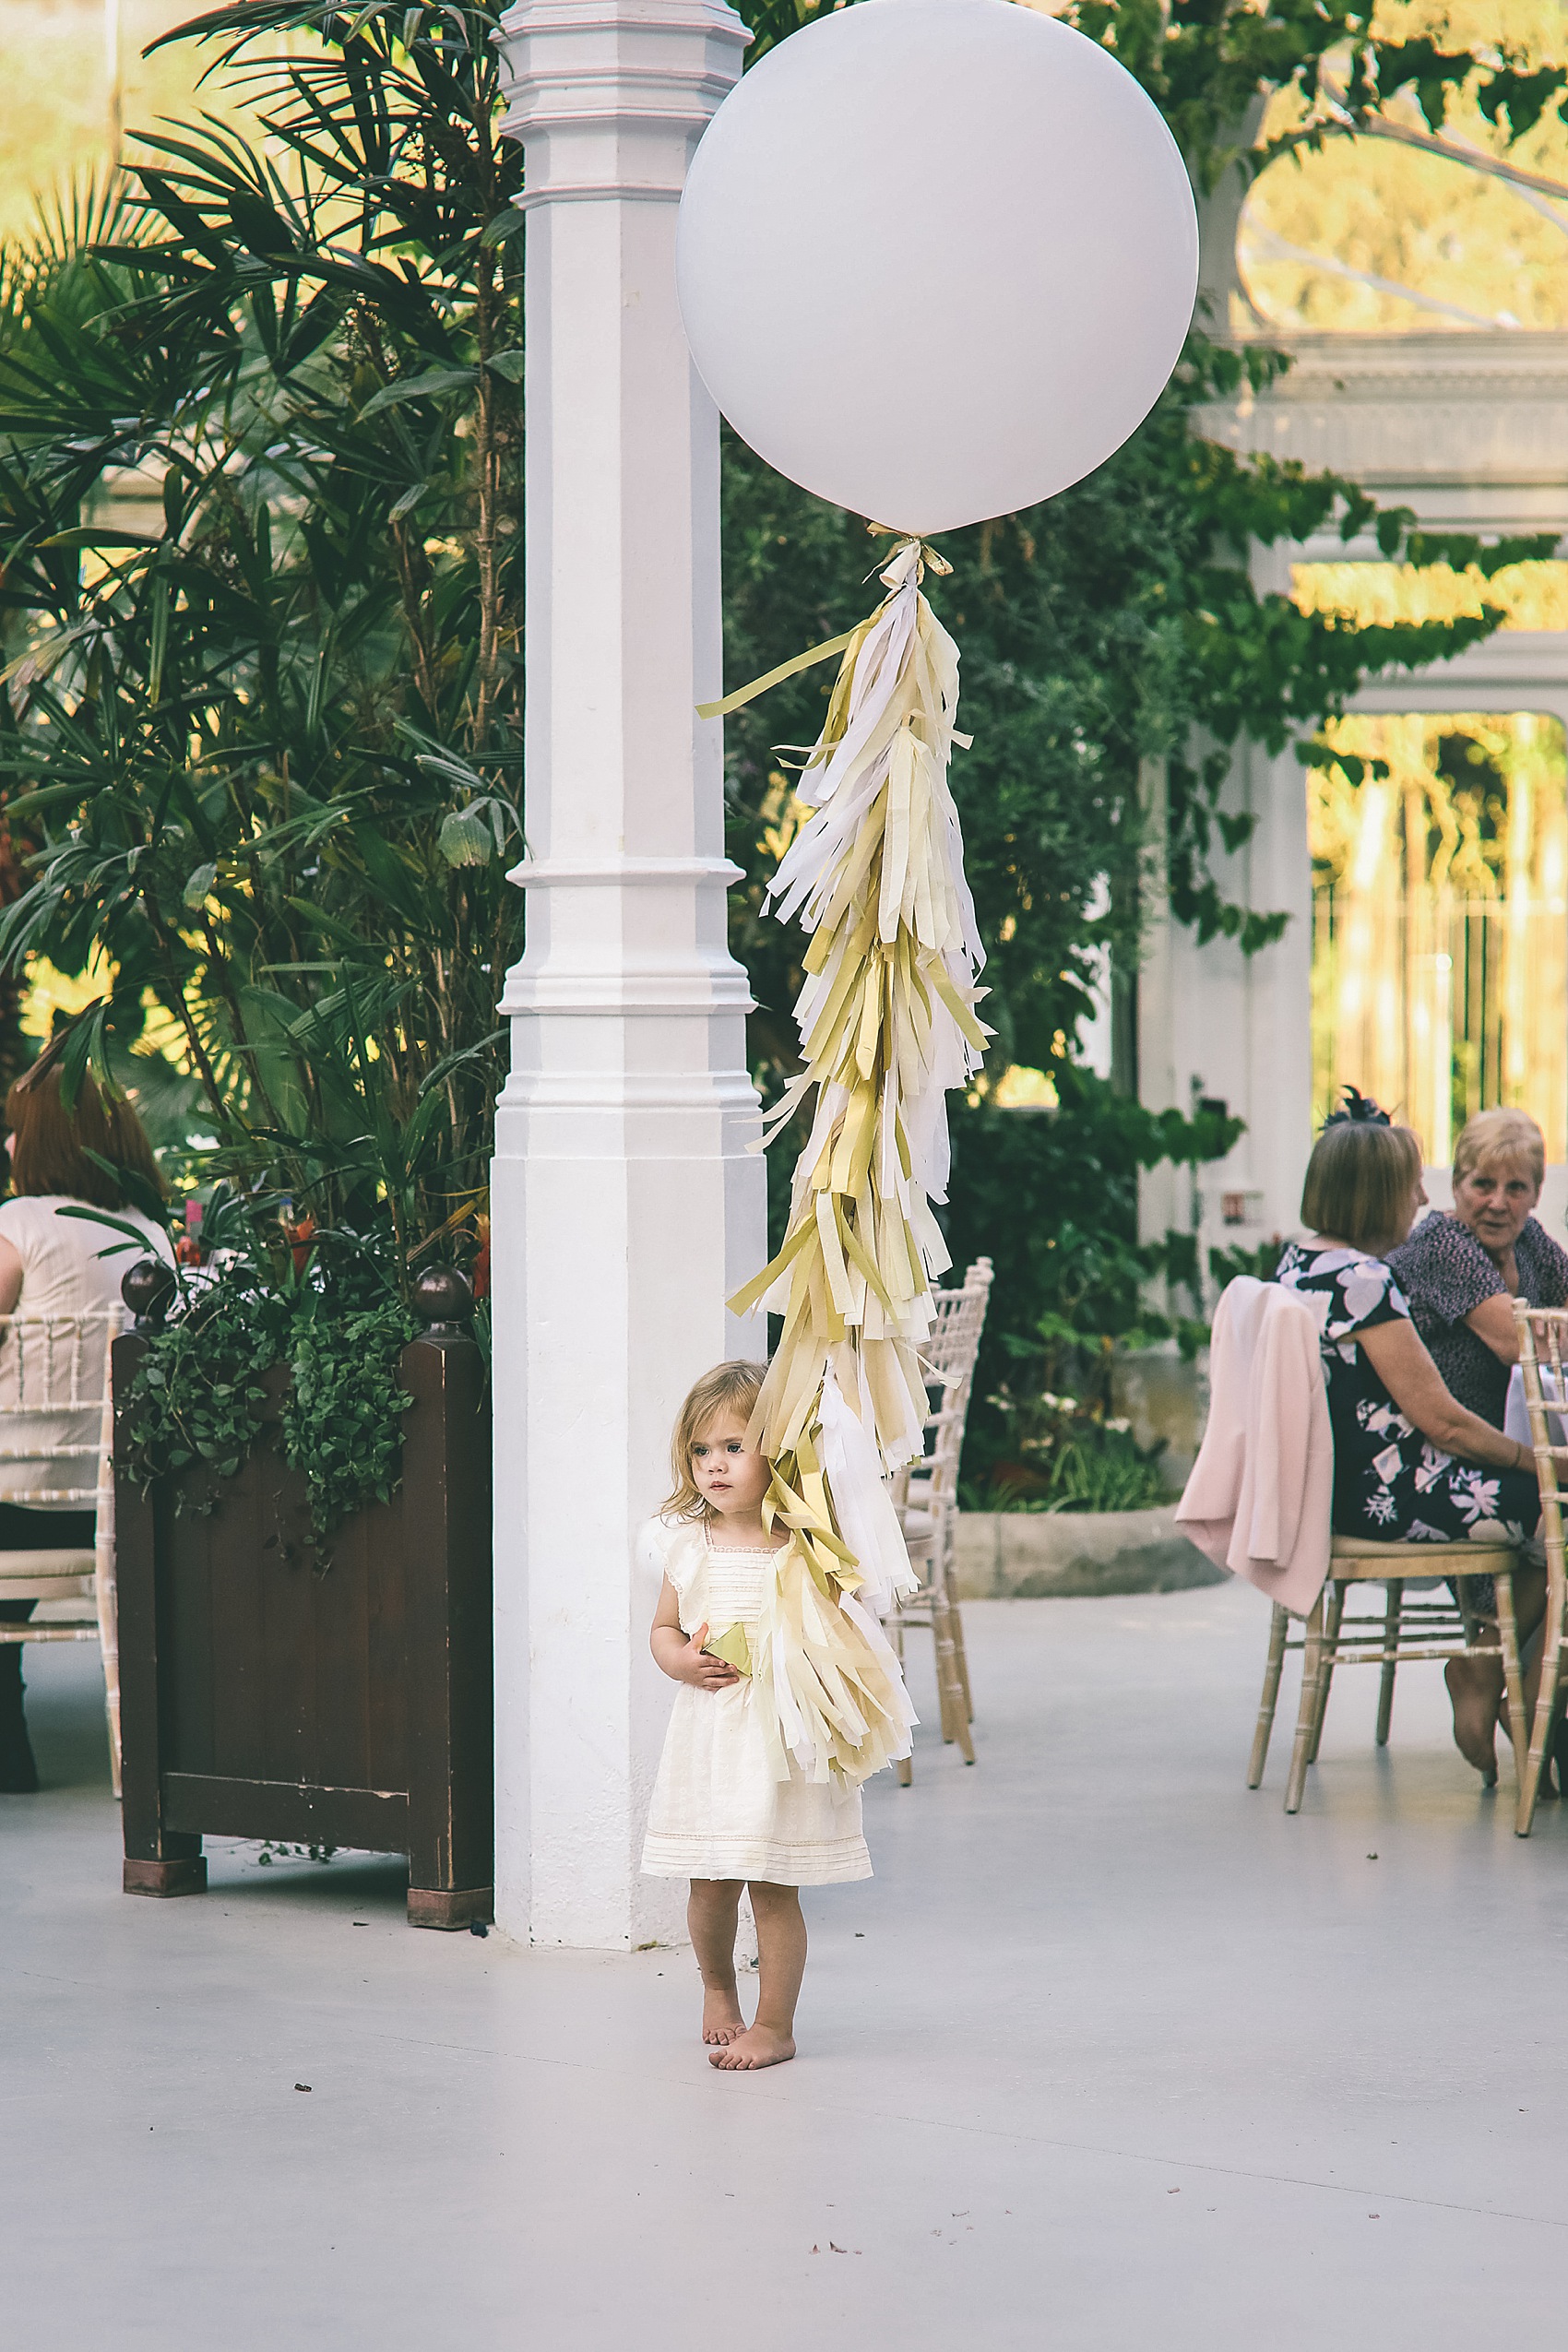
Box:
1277, 1090, 1543, 1781
0, 1057, 172, 1793
1387, 1108, 1568, 1429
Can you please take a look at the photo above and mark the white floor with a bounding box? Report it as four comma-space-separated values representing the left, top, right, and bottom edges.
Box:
8, 1586, 1568, 2349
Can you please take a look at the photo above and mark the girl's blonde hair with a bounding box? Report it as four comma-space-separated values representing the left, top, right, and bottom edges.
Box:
1453, 1107, 1545, 1190
662, 1360, 766, 1520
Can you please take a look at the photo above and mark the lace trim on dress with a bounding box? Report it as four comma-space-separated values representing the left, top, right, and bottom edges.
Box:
703, 1525, 790, 1561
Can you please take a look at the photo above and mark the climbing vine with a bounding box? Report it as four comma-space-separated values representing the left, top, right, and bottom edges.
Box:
280, 1300, 417, 1544
115, 1198, 417, 1550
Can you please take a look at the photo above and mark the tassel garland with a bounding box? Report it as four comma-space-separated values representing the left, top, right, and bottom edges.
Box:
717, 535, 991, 1788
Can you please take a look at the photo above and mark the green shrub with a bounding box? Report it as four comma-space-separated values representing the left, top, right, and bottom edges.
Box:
964, 1378, 1170, 1517
113, 1187, 416, 1550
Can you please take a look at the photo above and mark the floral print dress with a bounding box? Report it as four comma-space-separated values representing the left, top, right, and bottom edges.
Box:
1388, 1211, 1568, 1426
1276, 1242, 1539, 1550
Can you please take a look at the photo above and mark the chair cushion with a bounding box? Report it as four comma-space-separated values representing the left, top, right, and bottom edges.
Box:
0, 1547, 96, 1601
1329, 1534, 1516, 1571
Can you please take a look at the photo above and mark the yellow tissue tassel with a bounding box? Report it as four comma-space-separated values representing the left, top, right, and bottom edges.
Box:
751, 1533, 917, 1788
716, 535, 989, 1788
703, 1622, 753, 1677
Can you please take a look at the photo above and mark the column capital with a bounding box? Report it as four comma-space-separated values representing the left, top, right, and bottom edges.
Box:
498, 0, 750, 211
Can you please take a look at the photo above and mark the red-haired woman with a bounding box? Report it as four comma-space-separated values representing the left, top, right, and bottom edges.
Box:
0, 1065, 172, 1792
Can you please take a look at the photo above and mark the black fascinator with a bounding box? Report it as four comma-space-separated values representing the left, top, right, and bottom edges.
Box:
1322, 1086, 1391, 1130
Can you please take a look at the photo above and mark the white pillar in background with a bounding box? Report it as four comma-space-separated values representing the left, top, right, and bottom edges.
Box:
492, 0, 763, 1950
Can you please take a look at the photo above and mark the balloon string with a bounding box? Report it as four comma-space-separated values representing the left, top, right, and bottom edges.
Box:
695, 535, 949, 722
866, 525, 952, 577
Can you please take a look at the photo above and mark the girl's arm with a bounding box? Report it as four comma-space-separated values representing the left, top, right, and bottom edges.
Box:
650, 1574, 739, 1689
1359, 1318, 1533, 1474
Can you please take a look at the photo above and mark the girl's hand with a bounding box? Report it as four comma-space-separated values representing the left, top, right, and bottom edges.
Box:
674, 1622, 739, 1691
649, 1577, 738, 1688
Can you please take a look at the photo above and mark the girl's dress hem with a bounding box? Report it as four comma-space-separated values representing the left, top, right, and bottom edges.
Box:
641, 1835, 872, 1885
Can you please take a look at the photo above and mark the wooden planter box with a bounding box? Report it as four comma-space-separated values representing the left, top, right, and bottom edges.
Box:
113, 1307, 493, 1929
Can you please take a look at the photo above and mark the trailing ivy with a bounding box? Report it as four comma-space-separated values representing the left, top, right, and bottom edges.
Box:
280, 1298, 418, 1544
118, 1197, 417, 1552
119, 1277, 287, 1503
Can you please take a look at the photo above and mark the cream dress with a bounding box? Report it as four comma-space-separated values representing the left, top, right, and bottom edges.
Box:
639, 1515, 872, 1885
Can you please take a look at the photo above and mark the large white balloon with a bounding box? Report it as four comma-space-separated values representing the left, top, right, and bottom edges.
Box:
677, 0, 1198, 536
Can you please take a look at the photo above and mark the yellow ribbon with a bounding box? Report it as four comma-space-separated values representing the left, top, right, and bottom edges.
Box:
696, 629, 859, 722
695, 536, 949, 722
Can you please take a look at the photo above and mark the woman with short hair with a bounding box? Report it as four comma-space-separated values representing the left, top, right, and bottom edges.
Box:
1387, 1108, 1568, 1428
1277, 1091, 1543, 1779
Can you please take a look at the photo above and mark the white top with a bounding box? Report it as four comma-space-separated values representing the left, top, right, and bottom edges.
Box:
636, 1515, 873, 1887
0, 1194, 173, 1508
699, 1531, 787, 1630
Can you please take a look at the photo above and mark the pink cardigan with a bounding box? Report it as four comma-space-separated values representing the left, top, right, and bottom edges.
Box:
1177, 1277, 1334, 1618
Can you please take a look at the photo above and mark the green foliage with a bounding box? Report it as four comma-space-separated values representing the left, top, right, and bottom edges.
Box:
964, 1370, 1170, 1515
1208, 1234, 1288, 1289
1078, 3, 1565, 192
934, 1070, 1230, 1472
1035, 1430, 1169, 1515
117, 1192, 416, 1548
968, 1421, 1170, 1517
721, 354, 1552, 1104
281, 1297, 415, 1543
119, 1269, 286, 1497
728, 0, 1556, 1480
0, 4, 522, 1279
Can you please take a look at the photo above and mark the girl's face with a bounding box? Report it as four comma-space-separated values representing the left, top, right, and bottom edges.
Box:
690, 1409, 770, 1517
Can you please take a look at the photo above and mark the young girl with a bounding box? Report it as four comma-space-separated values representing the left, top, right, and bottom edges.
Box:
640, 1360, 874, 2071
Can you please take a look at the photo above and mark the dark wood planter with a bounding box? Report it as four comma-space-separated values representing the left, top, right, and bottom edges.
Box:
113, 1289, 493, 1929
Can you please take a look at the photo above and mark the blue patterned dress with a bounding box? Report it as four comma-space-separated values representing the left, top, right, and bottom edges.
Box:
1275, 1242, 1539, 1550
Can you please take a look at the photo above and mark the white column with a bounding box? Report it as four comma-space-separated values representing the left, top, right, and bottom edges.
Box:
492, 0, 763, 1950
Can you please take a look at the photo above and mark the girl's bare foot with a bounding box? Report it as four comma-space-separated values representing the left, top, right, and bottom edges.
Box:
708, 2025, 795, 2070
702, 1989, 745, 2046
1445, 1654, 1503, 1783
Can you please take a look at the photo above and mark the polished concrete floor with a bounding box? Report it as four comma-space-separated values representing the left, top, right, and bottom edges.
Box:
8, 1586, 1568, 2349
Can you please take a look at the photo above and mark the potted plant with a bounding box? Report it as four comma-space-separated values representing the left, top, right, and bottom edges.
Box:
112, 1229, 492, 1927
0, 7, 517, 1916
